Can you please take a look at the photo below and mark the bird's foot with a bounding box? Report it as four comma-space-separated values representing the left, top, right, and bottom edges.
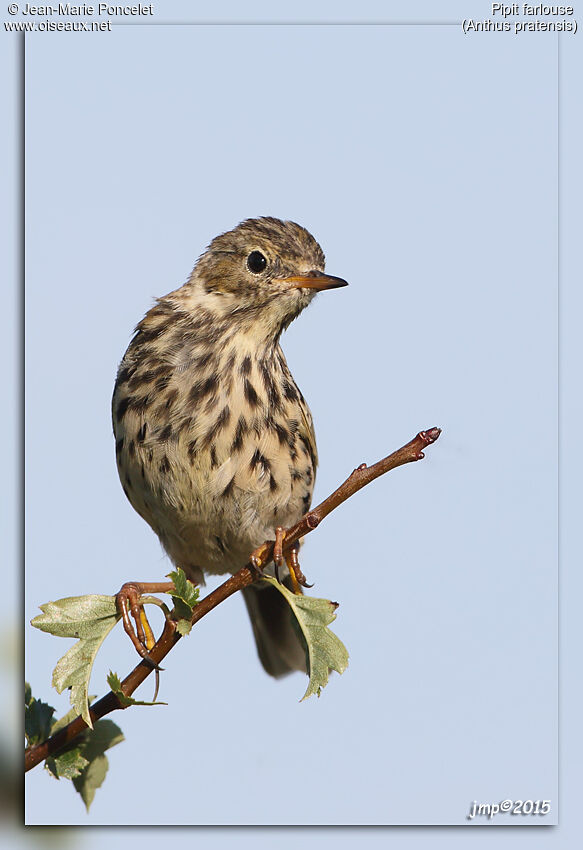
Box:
249, 531, 313, 595
283, 539, 313, 593
249, 543, 272, 574
116, 581, 175, 667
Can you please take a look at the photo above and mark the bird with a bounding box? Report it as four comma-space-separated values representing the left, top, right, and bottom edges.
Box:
112, 217, 348, 677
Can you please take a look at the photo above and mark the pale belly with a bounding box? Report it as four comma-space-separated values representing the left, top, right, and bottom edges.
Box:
115, 417, 315, 585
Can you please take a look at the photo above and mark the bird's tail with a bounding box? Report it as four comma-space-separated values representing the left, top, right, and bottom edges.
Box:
242, 579, 308, 678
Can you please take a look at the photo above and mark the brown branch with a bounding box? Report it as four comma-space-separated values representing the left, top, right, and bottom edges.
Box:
25, 426, 440, 772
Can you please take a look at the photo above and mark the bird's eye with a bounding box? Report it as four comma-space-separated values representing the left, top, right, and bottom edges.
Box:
247, 251, 267, 274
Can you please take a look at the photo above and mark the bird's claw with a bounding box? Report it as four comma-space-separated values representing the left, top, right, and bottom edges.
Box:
285, 542, 313, 592
116, 580, 174, 669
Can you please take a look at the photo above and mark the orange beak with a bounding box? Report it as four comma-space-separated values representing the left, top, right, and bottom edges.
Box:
280, 270, 349, 291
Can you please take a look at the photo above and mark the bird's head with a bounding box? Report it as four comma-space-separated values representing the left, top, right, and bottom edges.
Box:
183, 217, 348, 343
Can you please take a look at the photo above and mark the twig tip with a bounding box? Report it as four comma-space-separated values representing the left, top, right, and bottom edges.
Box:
420, 427, 441, 445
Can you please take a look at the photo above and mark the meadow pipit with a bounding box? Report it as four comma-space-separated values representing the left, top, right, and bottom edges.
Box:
112, 217, 347, 676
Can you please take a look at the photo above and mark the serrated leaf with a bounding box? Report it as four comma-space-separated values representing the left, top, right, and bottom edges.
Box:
31, 595, 119, 639
25, 693, 55, 745
73, 752, 108, 811
167, 567, 199, 635
167, 568, 200, 608
31, 595, 120, 729
42, 699, 98, 779
46, 748, 89, 780
107, 671, 166, 708
261, 577, 349, 700
44, 718, 124, 810
71, 719, 124, 811
174, 615, 193, 636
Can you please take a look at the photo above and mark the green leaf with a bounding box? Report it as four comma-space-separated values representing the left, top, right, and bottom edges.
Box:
261, 577, 349, 700
167, 568, 199, 635
43, 715, 124, 810
43, 700, 97, 779
107, 671, 167, 708
46, 748, 89, 780
173, 616, 193, 636
74, 753, 109, 811
31, 595, 120, 729
167, 567, 200, 608
25, 688, 55, 746
71, 719, 124, 811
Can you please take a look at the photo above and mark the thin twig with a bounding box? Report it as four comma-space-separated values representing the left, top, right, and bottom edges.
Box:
24, 427, 440, 772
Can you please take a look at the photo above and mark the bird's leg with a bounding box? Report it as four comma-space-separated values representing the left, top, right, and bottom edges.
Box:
116, 581, 175, 663
285, 541, 313, 594
272, 526, 285, 584
249, 532, 313, 594
249, 526, 287, 582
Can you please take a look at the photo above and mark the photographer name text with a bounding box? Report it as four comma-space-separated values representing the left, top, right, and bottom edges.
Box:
16, 3, 153, 15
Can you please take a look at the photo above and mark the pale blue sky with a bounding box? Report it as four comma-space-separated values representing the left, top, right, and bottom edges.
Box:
6, 0, 580, 842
